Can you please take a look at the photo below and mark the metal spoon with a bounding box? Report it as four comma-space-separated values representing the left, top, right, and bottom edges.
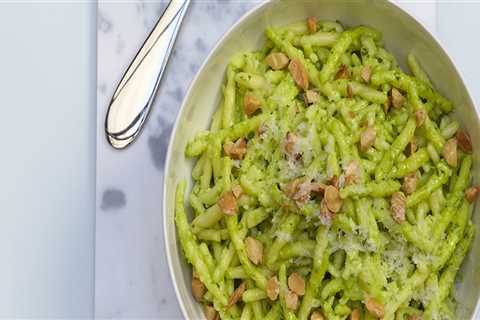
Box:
105, 0, 190, 149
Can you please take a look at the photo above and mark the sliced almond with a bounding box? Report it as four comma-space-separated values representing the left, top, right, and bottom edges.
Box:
288, 58, 309, 90
361, 65, 371, 83
285, 290, 299, 310
288, 272, 305, 296
347, 83, 353, 98
223, 138, 247, 160
406, 138, 417, 156
365, 298, 385, 318
401, 172, 417, 195
266, 52, 289, 70
383, 99, 391, 114
324, 185, 342, 213
244, 94, 262, 117
319, 198, 335, 226
442, 138, 458, 167
203, 305, 219, 320
307, 16, 317, 34
360, 126, 376, 152
330, 175, 339, 189
284, 132, 298, 157
266, 276, 280, 301
415, 109, 427, 127
391, 192, 406, 224
456, 130, 473, 154
311, 311, 325, 320
304, 90, 320, 105
192, 277, 205, 301
231, 185, 243, 198
391, 88, 405, 108
245, 236, 263, 265
335, 64, 350, 80
218, 191, 238, 215
227, 282, 246, 308
283, 178, 302, 198
310, 182, 327, 194
345, 160, 361, 186
465, 186, 480, 203
350, 309, 360, 320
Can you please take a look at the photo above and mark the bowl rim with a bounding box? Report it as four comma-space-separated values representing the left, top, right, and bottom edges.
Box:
163, 1, 480, 319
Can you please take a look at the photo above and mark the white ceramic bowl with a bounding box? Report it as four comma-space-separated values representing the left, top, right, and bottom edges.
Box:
164, 1, 480, 318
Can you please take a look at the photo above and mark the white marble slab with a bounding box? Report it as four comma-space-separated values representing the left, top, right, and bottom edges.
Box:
96, 1, 438, 319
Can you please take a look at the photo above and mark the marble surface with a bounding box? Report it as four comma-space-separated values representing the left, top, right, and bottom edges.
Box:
96, 1, 475, 319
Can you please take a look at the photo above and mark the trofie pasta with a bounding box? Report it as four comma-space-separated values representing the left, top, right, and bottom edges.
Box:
175, 18, 477, 320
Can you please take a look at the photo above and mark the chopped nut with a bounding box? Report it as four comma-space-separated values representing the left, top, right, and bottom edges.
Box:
365, 298, 385, 318
218, 191, 238, 215
391, 88, 405, 108
283, 178, 302, 198
192, 277, 205, 301
391, 192, 406, 224
244, 94, 262, 117
285, 290, 299, 310
304, 90, 320, 105
245, 237, 263, 265
401, 172, 417, 195
307, 16, 317, 33
227, 282, 246, 308
203, 305, 219, 320
415, 109, 427, 127
310, 182, 327, 194
465, 186, 480, 203
406, 138, 417, 156
383, 99, 391, 114
289, 58, 309, 90
345, 160, 361, 186
347, 83, 353, 98
266, 52, 289, 70
350, 309, 360, 320
223, 138, 247, 160
284, 132, 298, 157
335, 64, 350, 80
360, 126, 376, 152
361, 65, 371, 83
330, 175, 339, 189
231, 185, 243, 198
266, 276, 280, 301
442, 138, 458, 167
288, 272, 305, 296
310, 311, 325, 320
324, 185, 342, 213
319, 198, 335, 226
456, 130, 473, 154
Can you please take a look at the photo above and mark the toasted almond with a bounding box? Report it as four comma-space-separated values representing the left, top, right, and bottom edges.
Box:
227, 282, 246, 308
345, 160, 361, 186
457, 130, 473, 154
266, 52, 289, 70
285, 290, 299, 310
245, 236, 263, 265
365, 298, 385, 318
319, 198, 335, 226
307, 16, 317, 33
310, 182, 327, 194
361, 65, 372, 83
347, 83, 353, 98
283, 178, 302, 198
350, 309, 360, 320
231, 185, 243, 198
203, 305, 219, 320
465, 186, 480, 203
443, 138, 458, 167
266, 276, 280, 301
223, 138, 247, 160
192, 278, 205, 301
401, 172, 417, 195
391, 88, 405, 108
383, 99, 391, 114
284, 132, 298, 156
288, 272, 305, 296
289, 58, 309, 90
415, 109, 427, 127
391, 192, 406, 224
244, 94, 262, 117
324, 185, 342, 213
335, 64, 350, 80
311, 311, 325, 320
330, 175, 339, 189
406, 138, 417, 156
218, 191, 238, 215
360, 126, 376, 152
304, 90, 320, 105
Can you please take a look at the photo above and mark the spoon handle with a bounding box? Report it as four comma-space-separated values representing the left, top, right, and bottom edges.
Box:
105, 0, 190, 149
